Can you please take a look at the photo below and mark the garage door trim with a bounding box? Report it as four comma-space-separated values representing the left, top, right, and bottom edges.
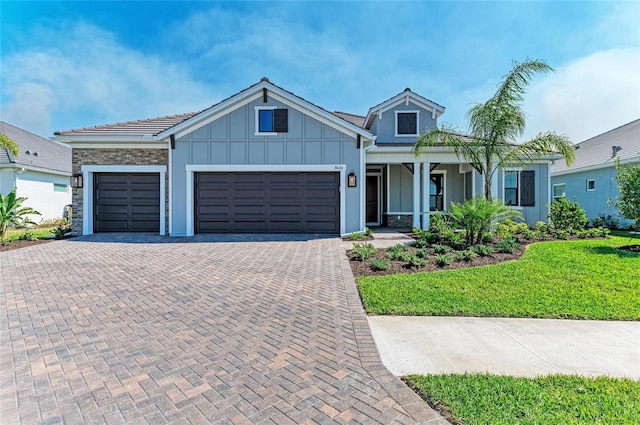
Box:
186, 164, 347, 236
81, 165, 166, 235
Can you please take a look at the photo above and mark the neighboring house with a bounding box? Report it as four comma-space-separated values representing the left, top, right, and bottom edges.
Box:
0, 121, 72, 220
550, 119, 640, 228
54, 78, 557, 236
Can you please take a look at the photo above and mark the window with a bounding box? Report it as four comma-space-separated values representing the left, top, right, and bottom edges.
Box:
429, 173, 445, 211
586, 179, 595, 191
504, 170, 535, 207
395, 111, 419, 136
255, 107, 288, 135
552, 184, 566, 201
53, 183, 68, 193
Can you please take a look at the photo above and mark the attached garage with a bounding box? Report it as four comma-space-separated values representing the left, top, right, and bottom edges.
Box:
93, 173, 160, 233
194, 172, 340, 234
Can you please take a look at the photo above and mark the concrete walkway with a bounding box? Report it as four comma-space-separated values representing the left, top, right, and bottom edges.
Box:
369, 316, 640, 379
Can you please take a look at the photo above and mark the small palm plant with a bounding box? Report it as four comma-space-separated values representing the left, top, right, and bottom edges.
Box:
0, 189, 41, 244
448, 196, 522, 245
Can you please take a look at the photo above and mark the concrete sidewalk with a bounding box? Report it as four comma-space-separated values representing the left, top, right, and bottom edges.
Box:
369, 316, 640, 379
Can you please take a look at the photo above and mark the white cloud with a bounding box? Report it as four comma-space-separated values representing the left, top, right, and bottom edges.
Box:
523, 48, 640, 143
1, 23, 217, 135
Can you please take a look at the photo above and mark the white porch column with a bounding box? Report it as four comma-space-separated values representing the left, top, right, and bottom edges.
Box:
421, 161, 430, 229
412, 162, 421, 229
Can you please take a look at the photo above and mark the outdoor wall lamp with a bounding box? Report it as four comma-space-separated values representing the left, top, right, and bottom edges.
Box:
347, 170, 357, 188
70, 173, 83, 188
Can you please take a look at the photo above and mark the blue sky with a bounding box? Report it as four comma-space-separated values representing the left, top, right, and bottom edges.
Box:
1, 1, 639, 143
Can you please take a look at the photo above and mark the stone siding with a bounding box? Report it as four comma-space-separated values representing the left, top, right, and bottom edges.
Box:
71, 149, 168, 235
384, 214, 413, 228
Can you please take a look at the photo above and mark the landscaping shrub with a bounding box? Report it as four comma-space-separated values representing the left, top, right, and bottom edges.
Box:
442, 228, 464, 245
386, 244, 410, 261
433, 244, 451, 254
408, 254, 427, 268
349, 231, 367, 241
37, 217, 69, 228
369, 258, 390, 271
495, 237, 519, 254
521, 228, 535, 240
364, 226, 374, 237
552, 229, 569, 240
435, 253, 453, 267
460, 249, 478, 262
448, 196, 522, 245
429, 212, 452, 235
471, 244, 494, 257
18, 230, 35, 241
349, 242, 376, 261
414, 248, 429, 259
52, 220, 72, 239
549, 197, 588, 234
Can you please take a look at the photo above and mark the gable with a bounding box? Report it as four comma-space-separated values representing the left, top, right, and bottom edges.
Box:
364, 89, 445, 131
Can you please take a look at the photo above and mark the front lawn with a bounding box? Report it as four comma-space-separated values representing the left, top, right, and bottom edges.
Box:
406, 374, 640, 425
358, 236, 640, 319
4, 227, 57, 242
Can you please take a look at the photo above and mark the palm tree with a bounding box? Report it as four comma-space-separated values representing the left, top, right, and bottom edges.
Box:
413, 58, 575, 200
0, 189, 41, 244
0, 134, 20, 157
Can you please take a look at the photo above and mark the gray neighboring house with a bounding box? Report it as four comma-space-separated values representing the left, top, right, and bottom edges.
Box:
0, 121, 72, 220
551, 119, 640, 228
54, 78, 558, 237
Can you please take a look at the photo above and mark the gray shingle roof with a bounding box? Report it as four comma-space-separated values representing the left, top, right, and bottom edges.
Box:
1, 121, 71, 174
332, 111, 365, 128
54, 113, 198, 137
551, 119, 640, 174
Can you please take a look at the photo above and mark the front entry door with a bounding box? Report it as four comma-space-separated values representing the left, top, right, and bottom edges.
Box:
366, 175, 379, 224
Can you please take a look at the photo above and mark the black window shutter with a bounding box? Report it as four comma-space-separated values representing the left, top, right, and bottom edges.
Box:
398, 113, 417, 134
273, 109, 288, 132
520, 170, 535, 207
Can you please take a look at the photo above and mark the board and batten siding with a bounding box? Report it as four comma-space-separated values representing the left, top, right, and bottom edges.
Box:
170, 97, 362, 236
496, 163, 550, 226
374, 102, 437, 143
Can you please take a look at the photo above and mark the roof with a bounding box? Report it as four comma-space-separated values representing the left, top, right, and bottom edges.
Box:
54, 79, 373, 141
364, 88, 446, 129
551, 119, 640, 175
0, 121, 71, 174
54, 113, 198, 137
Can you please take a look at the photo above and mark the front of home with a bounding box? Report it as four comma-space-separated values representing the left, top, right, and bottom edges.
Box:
54, 79, 555, 237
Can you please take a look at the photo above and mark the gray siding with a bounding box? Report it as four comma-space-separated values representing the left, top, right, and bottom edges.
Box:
551, 164, 636, 227
375, 102, 437, 143
388, 164, 413, 212
496, 163, 550, 226
170, 98, 361, 235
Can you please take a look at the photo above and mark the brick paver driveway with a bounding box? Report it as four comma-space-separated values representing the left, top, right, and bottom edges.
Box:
1, 235, 445, 424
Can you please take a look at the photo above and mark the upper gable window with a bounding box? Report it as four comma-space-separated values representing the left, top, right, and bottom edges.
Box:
255, 107, 288, 135
395, 111, 419, 137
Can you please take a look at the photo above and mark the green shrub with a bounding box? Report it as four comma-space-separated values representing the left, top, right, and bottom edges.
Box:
535, 221, 549, 233
495, 237, 519, 254
442, 228, 464, 244
349, 231, 367, 241
435, 253, 453, 267
408, 254, 427, 268
413, 237, 430, 248
460, 249, 478, 262
496, 219, 517, 239
429, 212, 452, 235
364, 226, 374, 237
598, 227, 611, 237
576, 230, 588, 239
471, 244, 494, 257
521, 228, 535, 240
18, 230, 35, 241
448, 196, 522, 245
453, 250, 466, 261
369, 258, 390, 271
52, 221, 72, 239
349, 242, 376, 261
414, 248, 429, 259
386, 244, 410, 261
553, 229, 569, 240
433, 244, 451, 254
549, 197, 588, 234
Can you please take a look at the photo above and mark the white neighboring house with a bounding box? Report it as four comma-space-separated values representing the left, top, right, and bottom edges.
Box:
0, 121, 72, 221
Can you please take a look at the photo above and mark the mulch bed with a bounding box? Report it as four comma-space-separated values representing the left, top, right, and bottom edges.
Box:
0, 239, 56, 252
619, 245, 640, 253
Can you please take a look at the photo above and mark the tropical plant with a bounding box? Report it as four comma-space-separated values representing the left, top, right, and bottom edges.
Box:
349, 242, 376, 261
448, 196, 522, 245
413, 58, 575, 200
611, 159, 640, 230
0, 134, 19, 157
1, 189, 41, 244
548, 197, 588, 234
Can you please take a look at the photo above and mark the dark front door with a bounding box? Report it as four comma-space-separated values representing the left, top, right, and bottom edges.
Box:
195, 172, 340, 234
93, 173, 160, 233
366, 175, 378, 223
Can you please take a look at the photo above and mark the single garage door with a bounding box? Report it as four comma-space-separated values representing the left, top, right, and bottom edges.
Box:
93, 173, 160, 233
195, 172, 340, 234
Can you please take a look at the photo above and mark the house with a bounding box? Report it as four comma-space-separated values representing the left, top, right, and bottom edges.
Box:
0, 121, 72, 220
53, 78, 556, 236
550, 119, 640, 228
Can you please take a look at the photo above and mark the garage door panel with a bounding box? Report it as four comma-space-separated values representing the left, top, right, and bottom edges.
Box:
195, 172, 339, 234
94, 173, 160, 233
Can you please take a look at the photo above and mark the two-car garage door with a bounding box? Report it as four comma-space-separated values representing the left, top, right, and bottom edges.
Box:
195, 172, 340, 234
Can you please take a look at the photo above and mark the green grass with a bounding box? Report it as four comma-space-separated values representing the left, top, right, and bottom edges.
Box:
358, 236, 640, 319
5, 227, 56, 242
406, 374, 640, 425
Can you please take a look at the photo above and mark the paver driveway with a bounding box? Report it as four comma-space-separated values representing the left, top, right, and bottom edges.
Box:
1, 235, 445, 424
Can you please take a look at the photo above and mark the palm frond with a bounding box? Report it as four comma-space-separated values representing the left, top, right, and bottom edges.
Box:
0, 134, 20, 157
414, 126, 484, 170
504, 132, 575, 167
